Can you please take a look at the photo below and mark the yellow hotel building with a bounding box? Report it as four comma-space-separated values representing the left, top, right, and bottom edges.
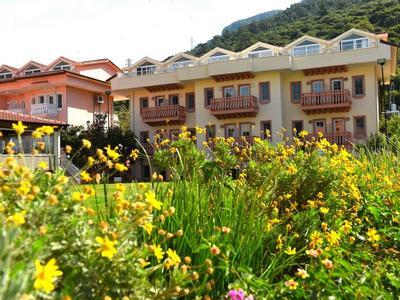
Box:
112, 29, 397, 180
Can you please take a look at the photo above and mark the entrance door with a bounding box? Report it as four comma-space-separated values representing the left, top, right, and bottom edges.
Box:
314, 120, 326, 134
332, 118, 345, 133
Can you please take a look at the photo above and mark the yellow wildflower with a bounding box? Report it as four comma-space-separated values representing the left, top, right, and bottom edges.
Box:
104, 145, 121, 161
287, 164, 297, 175
326, 230, 340, 246
285, 279, 298, 290
72, 191, 88, 202
87, 156, 95, 167
80, 171, 92, 183
165, 248, 181, 268
7, 211, 26, 226
367, 228, 380, 242
34, 258, 63, 293
296, 268, 309, 279
130, 149, 139, 160
309, 231, 323, 249
82, 139, 91, 149
145, 191, 162, 210
115, 163, 128, 172
153, 244, 165, 262
37, 126, 54, 135
320, 207, 329, 214
32, 130, 44, 139
143, 222, 154, 235
12, 121, 27, 135
285, 246, 296, 255
65, 145, 72, 154
96, 236, 118, 259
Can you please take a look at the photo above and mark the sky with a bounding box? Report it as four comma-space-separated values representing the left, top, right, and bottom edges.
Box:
0, 0, 299, 69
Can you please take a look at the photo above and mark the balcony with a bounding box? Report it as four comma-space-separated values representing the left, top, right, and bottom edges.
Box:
310, 132, 352, 148
141, 105, 186, 126
210, 96, 259, 119
31, 104, 59, 115
301, 89, 351, 114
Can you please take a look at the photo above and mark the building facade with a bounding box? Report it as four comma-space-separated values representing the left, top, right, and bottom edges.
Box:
0, 57, 121, 126
111, 29, 397, 180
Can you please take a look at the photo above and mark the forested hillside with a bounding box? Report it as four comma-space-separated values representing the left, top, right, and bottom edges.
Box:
190, 0, 400, 56
222, 10, 281, 34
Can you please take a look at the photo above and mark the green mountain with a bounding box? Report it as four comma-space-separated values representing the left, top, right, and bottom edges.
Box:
222, 10, 281, 34
190, 0, 400, 56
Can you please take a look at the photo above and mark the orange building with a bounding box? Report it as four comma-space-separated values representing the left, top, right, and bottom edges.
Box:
0, 57, 121, 126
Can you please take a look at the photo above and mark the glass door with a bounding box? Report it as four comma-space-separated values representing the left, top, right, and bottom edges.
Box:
314, 120, 326, 134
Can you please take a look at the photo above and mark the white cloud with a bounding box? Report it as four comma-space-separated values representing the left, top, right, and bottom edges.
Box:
0, 0, 299, 68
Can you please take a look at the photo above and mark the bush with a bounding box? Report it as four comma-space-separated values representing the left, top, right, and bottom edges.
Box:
1, 126, 399, 299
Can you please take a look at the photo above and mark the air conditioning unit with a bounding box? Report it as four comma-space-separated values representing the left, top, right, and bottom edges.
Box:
97, 95, 104, 104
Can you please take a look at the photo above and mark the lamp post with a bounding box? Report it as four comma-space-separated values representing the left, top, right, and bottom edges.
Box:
105, 90, 112, 128
377, 58, 387, 137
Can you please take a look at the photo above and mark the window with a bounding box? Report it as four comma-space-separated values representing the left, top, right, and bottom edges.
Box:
240, 123, 251, 137
140, 97, 149, 113
260, 121, 272, 140
259, 82, 270, 102
312, 80, 324, 93
170, 60, 193, 71
249, 49, 273, 59
204, 88, 214, 108
0, 70, 12, 79
354, 116, 367, 138
341, 37, 369, 51
206, 124, 216, 140
353, 75, 365, 98
53, 61, 71, 71
169, 95, 179, 105
186, 93, 195, 112
225, 124, 237, 138
48, 95, 54, 105
136, 65, 156, 75
31, 97, 36, 105
292, 120, 303, 137
57, 94, 63, 108
290, 82, 302, 103
239, 84, 250, 97
140, 131, 149, 144
208, 55, 229, 63
314, 120, 326, 134
223, 86, 235, 98
24, 66, 41, 76
39, 96, 45, 104
21, 101, 25, 109
293, 44, 320, 56
155, 96, 166, 107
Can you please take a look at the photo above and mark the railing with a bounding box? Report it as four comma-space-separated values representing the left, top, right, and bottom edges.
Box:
210, 96, 258, 112
31, 104, 58, 115
301, 89, 351, 107
141, 105, 186, 122
310, 132, 352, 147
8, 108, 26, 114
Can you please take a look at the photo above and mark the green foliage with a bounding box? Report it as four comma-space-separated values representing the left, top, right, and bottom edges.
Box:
190, 0, 400, 56
114, 100, 130, 133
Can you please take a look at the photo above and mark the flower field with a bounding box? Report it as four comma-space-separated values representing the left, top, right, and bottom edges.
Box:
0, 125, 399, 299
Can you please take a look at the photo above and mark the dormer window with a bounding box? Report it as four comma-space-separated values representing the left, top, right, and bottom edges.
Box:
208, 52, 230, 63
249, 48, 273, 59
340, 34, 369, 51
170, 57, 194, 71
53, 61, 71, 71
293, 41, 321, 56
24, 65, 41, 76
0, 69, 12, 80
136, 63, 156, 75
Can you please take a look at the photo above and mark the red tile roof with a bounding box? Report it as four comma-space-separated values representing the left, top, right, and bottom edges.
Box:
0, 110, 67, 126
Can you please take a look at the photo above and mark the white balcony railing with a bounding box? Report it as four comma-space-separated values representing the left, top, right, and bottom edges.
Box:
31, 104, 58, 115
8, 108, 26, 114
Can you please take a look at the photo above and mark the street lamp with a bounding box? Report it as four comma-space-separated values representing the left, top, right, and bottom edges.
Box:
377, 58, 388, 136
105, 90, 112, 128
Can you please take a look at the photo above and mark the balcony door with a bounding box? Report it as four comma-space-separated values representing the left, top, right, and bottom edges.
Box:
239, 85, 250, 96
331, 79, 343, 91
223, 86, 235, 98
313, 119, 326, 134
155, 96, 166, 107
312, 80, 324, 93
332, 118, 345, 133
